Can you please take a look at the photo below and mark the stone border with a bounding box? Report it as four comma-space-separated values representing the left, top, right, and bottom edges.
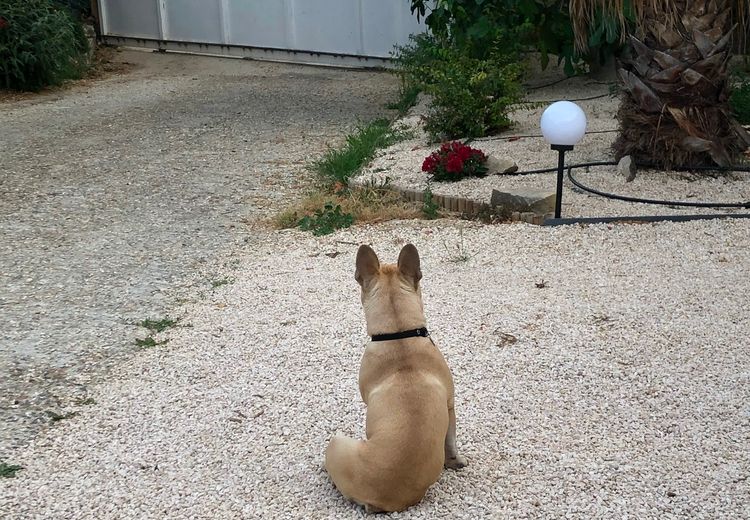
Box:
356, 184, 552, 225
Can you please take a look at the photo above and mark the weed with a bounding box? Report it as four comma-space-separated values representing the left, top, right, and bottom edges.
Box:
47, 410, 77, 422
275, 118, 418, 234
422, 184, 439, 219
139, 317, 178, 333
312, 119, 410, 186
0, 461, 23, 478
386, 83, 421, 116
135, 336, 168, 348
211, 277, 234, 289
298, 203, 354, 236
275, 209, 300, 229
75, 397, 96, 406
443, 228, 473, 263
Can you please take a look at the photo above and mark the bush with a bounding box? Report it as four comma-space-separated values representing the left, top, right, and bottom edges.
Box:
395, 34, 523, 139
408, 0, 629, 75
0, 0, 89, 91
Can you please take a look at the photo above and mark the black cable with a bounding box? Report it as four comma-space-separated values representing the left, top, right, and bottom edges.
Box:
498, 160, 615, 176
473, 129, 618, 143
566, 163, 750, 209
499, 160, 750, 208
524, 76, 575, 90
528, 92, 615, 104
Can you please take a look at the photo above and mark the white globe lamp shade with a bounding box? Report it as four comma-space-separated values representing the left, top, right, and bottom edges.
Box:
540, 101, 587, 146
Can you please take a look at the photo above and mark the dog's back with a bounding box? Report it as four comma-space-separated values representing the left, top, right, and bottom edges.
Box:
326, 338, 452, 511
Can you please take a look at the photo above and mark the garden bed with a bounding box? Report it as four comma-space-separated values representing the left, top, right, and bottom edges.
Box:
353, 71, 750, 221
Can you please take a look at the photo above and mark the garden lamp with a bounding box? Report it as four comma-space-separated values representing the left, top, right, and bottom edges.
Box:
540, 101, 587, 219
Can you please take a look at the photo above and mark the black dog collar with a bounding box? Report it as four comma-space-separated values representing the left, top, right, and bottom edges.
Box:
371, 327, 430, 342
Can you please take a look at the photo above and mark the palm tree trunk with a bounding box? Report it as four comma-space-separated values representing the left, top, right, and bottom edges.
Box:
614, 0, 750, 167
571, 0, 750, 168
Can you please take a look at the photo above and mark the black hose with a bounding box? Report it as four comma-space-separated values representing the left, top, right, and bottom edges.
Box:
508, 160, 750, 209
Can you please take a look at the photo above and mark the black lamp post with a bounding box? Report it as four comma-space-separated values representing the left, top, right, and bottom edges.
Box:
540, 101, 588, 219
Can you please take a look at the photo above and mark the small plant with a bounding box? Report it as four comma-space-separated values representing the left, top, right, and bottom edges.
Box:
386, 83, 421, 116
210, 277, 234, 289
443, 228, 472, 263
394, 34, 524, 140
422, 183, 439, 219
422, 141, 488, 182
139, 317, 178, 333
0, 461, 23, 478
0, 0, 89, 91
48, 410, 77, 422
298, 203, 354, 236
135, 336, 168, 348
275, 118, 420, 232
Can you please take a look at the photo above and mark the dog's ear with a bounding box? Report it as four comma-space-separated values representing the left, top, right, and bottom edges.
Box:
398, 243, 422, 287
355, 245, 380, 287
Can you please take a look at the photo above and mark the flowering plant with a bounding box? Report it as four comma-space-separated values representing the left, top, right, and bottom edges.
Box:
421, 141, 488, 182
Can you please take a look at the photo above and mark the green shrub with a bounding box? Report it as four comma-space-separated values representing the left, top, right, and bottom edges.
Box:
409, 0, 630, 74
395, 34, 523, 140
0, 0, 89, 91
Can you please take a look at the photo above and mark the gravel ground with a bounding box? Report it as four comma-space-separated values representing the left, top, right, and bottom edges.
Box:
356, 75, 750, 218
1, 220, 748, 518
0, 49, 398, 455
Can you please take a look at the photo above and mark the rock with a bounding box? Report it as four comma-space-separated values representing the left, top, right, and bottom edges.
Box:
486, 156, 518, 175
618, 155, 636, 182
490, 190, 557, 214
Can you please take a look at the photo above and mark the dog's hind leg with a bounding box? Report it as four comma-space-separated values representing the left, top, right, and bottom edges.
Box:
444, 406, 468, 469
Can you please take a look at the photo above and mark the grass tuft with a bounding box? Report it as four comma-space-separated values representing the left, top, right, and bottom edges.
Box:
210, 277, 234, 289
386, 84, 421, 116
135, 336, 168, 348
274, 117, 419, 235
312, 119, 411, 185
0, 461, 23, 478
139, 317, 178, 333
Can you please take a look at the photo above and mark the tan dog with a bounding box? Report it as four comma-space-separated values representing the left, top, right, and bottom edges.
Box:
325, 244, 467, 513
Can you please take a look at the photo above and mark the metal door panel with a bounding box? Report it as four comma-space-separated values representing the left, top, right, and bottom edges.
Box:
361, 1, 417, 57
163, 0, 224, 43
225, 0, 289, 49
102, 0, 161, 39
291, 0, 361, 55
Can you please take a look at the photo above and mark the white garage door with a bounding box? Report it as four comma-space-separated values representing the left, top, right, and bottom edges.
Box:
97, 0, 425, 67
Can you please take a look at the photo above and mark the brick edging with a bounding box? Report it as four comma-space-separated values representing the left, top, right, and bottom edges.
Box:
356, 184, 552, 225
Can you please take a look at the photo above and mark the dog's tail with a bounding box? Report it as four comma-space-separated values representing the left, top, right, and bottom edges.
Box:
325, 434, 373, 507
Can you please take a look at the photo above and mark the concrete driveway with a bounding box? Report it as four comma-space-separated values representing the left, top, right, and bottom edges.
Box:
0, 50, 398, 455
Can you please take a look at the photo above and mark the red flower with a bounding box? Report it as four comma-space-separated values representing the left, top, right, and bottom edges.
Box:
457, 145, 473, 161
0, 17, 8, 30
445, 155, 464, 173
422, 154, 438, 172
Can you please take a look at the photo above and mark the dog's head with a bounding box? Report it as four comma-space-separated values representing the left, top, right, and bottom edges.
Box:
355, 244, 425, 335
